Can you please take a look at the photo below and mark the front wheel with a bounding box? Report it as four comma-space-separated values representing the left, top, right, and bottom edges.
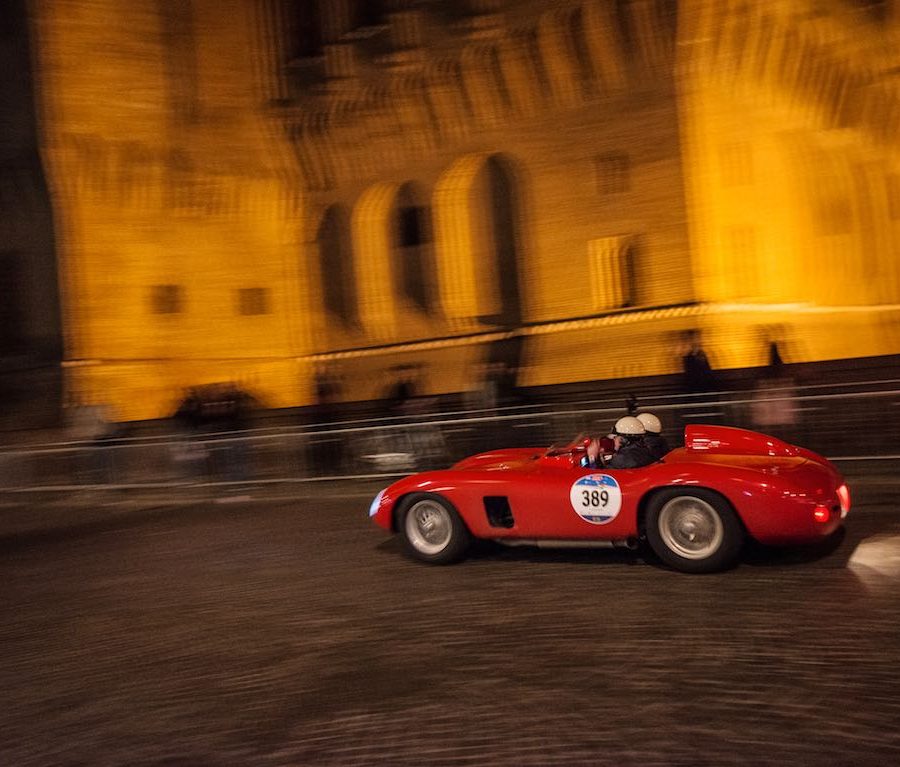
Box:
398, 493, 472, 565
645, 488, 744, 573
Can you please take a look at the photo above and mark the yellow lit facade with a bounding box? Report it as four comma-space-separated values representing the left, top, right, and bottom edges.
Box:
28, 0, 900, 421
679, 0, 900, 368
32, 0, 307, 420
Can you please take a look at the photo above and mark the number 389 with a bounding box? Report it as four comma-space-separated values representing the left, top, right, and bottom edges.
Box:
581, 489, 609, 508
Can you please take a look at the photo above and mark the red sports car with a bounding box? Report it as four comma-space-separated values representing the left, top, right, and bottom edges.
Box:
368, 424, 851, 573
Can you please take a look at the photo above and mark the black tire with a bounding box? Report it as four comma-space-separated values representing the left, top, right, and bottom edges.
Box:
645, 488, 744, 573
397, 493, 472, 565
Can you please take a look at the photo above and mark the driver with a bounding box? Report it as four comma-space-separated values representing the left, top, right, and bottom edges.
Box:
636, 412, 670, 461
581, 416, 655, 469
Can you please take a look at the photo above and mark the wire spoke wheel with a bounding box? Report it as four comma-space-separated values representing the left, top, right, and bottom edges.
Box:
405, 499, 453, 555
658, 497, 724, 560
398, 493, 472, 564
646, 488, 743, 573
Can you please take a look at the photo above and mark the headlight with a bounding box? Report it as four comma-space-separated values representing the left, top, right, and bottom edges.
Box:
369, 489, 386, 517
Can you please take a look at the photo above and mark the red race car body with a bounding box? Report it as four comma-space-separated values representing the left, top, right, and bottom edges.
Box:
369, 424, 850, 573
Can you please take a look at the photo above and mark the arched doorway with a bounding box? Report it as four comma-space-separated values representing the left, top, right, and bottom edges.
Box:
392, 182, 435, 315
316, 204, 357, 327
434, 152, 526, 328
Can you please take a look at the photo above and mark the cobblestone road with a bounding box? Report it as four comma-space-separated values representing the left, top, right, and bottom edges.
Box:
2, 487, 899, 766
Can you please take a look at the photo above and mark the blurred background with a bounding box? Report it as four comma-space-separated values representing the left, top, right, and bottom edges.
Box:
2, 0, 900, 468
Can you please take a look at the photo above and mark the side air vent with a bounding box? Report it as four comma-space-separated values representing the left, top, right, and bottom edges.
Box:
484, 496, 514, 528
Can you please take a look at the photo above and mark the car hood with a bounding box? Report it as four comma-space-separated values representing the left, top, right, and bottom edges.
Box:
451, 447, 543, 472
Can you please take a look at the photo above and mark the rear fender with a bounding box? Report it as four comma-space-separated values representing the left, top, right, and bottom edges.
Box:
685, 424, 798, 457
636, 484, 746, 538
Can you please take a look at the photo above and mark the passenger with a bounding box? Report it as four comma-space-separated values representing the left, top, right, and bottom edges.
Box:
581, 416, 655, 469
637, 412, 670, 461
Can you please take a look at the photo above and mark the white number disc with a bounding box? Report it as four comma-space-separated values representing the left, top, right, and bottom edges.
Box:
569, 474, 622, 525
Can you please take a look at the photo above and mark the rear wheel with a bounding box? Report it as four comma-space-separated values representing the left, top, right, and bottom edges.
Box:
645, 488, 743, 573
398, 493, 471, 565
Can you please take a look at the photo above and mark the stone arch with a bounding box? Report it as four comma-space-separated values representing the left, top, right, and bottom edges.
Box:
315, 204, 357, 327
392, 182, 435, 315
351, 183, 400, 340
433, 153, 527, 330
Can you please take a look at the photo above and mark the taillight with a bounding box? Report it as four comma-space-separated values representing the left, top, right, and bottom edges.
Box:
813, 505, 831, 524
836, 484, 851, 516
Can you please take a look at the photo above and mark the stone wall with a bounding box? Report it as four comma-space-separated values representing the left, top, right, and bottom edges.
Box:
21, 0, 900, 423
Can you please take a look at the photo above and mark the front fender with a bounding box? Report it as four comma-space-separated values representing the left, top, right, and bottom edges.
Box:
368, 471, 466, 532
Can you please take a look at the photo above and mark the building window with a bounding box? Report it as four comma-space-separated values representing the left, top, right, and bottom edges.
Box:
238, 287, 269, 315
397, 205, 430, 311
317, 205, 357, 325
150, 284, 183, 315
595, 152, 630, 195
398, 206, 424, 247
587, 235, 637, 311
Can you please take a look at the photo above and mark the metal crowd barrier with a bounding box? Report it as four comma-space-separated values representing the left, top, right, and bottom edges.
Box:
0, 385, 898, 492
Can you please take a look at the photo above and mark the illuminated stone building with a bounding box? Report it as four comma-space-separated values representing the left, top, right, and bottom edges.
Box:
679, 0, 900, 370
31, 0, 305, 421
23, 0, 900, 423
265, 0, 694, 407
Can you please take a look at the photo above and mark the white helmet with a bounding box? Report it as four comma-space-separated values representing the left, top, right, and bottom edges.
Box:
613, 416, 645, 436
636, 412, 662, 434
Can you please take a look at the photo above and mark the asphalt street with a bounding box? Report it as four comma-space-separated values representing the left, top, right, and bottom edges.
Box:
2, 482, 899, 766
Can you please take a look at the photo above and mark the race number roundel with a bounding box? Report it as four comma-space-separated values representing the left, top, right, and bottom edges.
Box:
569, 474, 622, 525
